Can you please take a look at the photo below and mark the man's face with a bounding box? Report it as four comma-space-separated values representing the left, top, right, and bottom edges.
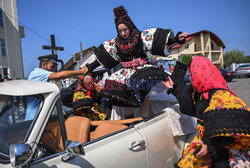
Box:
84, 76, 95, 90
45, 61, 57, 72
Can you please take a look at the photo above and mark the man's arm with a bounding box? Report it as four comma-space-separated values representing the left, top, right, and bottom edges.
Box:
48, 67, 88, 80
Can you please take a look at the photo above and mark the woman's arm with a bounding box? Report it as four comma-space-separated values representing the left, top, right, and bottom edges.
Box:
171, 82, 196, 116
85, 60, 101, 74
163, 61, 196, 116
201, 136, 234, 158
167, 32, 188, 46
141, 28, 188, 57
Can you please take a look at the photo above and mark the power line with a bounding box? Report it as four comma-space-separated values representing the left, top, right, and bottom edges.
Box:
3, 10, 75, 56
5, 9, 249, 56
4, 11, 50, 43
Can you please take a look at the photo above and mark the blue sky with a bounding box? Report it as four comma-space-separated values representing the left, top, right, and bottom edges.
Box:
17, 0, 250, 77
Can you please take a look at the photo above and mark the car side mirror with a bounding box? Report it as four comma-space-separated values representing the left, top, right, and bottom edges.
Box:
10, 142, 33, 168
66, 141, 85, 155
62, 141, 85, 162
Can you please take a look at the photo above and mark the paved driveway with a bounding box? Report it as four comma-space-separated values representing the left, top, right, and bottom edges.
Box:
228, 78, 250, 106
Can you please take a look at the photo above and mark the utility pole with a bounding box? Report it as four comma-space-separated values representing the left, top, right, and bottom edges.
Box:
42, 34, 65, 70
42, 35, 64, 54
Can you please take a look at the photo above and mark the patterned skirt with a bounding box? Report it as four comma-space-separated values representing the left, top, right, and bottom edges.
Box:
177, 124, 250, 168
177, 124, 211, 168
101, 61, 176, 107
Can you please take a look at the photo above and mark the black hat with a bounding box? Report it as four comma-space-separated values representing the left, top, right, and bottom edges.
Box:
38, 54, 58, 65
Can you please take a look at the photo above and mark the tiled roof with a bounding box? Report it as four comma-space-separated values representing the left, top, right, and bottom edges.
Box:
172, 30, 226, 49
63, 46, 96, 70
173, 36, 193, 49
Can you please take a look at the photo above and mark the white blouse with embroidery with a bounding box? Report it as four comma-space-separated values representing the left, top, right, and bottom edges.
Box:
100, 28, 174, 62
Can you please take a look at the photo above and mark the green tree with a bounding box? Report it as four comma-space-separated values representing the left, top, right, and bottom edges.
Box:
181, 55, 193, 65
223, 49, 244, 68
239, 55, 250, 63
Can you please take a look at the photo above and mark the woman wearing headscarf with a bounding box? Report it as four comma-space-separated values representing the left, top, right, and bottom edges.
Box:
72, 74, 107, 121
164, 56, 250, 167
85, 5, 188, 109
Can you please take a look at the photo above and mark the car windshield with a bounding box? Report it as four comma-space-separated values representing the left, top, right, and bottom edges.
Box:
0, 95, 42, 157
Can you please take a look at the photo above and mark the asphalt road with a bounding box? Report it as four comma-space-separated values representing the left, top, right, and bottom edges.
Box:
227, 77, 250, 106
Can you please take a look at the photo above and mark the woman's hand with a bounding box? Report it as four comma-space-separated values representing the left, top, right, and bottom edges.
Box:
193, 140, 208, 157
178, 32, 189, 41
162, 76, 174, 89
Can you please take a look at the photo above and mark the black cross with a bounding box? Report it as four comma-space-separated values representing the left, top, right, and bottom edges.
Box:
42, 35, 64, 54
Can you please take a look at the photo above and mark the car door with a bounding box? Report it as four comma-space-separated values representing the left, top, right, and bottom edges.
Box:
31, 106, 149, 168
67, 122, 148, 168
143, 112, 179, 168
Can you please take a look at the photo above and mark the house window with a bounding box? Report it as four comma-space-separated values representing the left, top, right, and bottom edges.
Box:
185, 44, 189, 49
211, 42, 214, 50
194, 43, 198, 51
211, 53, 218, 62
0, 9, 3, 27
0, 39, 6, 56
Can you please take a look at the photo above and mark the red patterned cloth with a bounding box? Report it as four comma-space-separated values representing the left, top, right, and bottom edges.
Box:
190, 56, 236, 99
121, 57, 148, 68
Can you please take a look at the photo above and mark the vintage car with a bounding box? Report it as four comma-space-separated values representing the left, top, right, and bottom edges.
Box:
0, 80, 197, 168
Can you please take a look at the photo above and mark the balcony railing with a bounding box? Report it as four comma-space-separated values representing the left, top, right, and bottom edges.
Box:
195, 46, 202, 52
205, 46, 221, 51
212, 55, 223, 64
195, 46, 221, 52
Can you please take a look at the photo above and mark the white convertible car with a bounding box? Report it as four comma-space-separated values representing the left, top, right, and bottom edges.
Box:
0, 80, 197, 168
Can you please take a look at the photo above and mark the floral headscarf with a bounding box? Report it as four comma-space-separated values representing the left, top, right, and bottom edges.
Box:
190, 56, 236, 99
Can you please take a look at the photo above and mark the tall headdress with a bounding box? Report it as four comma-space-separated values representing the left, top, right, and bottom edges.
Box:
113, 5, 137, 31
113, 5, 141, 55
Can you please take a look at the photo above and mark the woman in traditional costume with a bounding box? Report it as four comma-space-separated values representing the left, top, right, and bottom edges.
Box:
164, 56, 250, 168
72, 74, 107, 121
85, 5, 188, 109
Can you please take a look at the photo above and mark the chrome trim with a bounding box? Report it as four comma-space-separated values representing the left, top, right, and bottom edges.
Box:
128, 140, 145, 150
30, 151, 66, 165
83, 125, 134, 146
66, 141, 85, 155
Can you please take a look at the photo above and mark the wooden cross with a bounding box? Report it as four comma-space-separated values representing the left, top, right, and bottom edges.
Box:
42, 35, 64, 54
